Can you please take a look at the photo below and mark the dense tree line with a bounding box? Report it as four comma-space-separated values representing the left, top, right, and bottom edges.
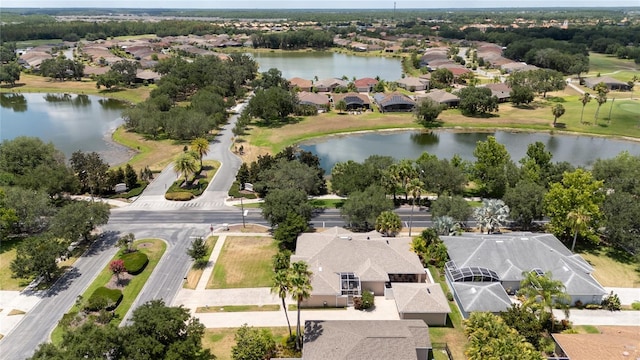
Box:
250, 29, 334, 50
122, 54, 258, 140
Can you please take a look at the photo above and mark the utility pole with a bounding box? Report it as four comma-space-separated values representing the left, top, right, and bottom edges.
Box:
240, 197, 246, 228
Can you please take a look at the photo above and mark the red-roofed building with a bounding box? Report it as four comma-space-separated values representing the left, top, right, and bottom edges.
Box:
289, 77, 313, 92
354, 77, 379, 92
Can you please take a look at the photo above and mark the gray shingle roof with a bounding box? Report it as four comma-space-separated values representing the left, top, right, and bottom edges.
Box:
303, 320, 431, 360
419, 90, 459, 104
292, 227, 425, 296
393, 283, 451, 314
373, 92, 416, 107
451, 282, 512, 313
442, 233, 607, 297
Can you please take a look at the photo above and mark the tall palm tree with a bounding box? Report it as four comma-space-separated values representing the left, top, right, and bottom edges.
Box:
407, 178, 424, 236
518, 271, 570, 332
473, 199, 510, 234
397, 159, 416, 201
375, 210, 402, 237
190, 137, 210, 168
593, 82, 609, 125
289, 261, 313, 351
567, 207, 591, 252
579, 92, 591, 124
271, 270, 293, 337
174, 152, 198, 183
551, 104, 565, 127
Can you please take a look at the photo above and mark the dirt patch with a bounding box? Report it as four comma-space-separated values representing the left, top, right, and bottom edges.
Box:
105, 273, 134, 290
226, 224, 270, 233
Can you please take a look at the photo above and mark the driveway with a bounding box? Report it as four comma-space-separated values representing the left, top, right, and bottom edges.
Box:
554, 308, 640, 326
605, 287, 640, 305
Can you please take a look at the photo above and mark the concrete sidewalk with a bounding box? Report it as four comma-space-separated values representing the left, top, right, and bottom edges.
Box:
0, 291, 43, 337
195, 235, 226, 291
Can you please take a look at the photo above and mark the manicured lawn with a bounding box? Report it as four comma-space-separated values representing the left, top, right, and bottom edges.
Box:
579, 246, 640, 288
208, 236, 278, 289
0, 74, 151, 104
428, 266, 467, 360
196, 304, 280, 313
51, 239, 166, 345
0, 238, 28, 291
111, 126, 186, 172
587, 52, 640, 82
309, 198, 345, 209
183, 236, 218, 289
202, 327, 290, 360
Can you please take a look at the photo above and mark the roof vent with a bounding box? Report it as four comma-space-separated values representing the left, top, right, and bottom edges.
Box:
521, 237, 529, 241
470, 288, 477, 294
319, 266, 323, 272
496, 240, 504, 244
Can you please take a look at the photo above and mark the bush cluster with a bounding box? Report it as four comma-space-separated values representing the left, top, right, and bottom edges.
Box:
165, 192, 195, 201
86, 287, 123, 311
354, 290, 375, 310
121, 251, 149, 275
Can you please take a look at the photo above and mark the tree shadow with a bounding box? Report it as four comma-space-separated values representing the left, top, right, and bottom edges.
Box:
42, 267, 81, 298
85, 230, 121, 256
553, 123, 567, 129
304, 320, 325, 343
254, 116, 303, 129
514, 104, 536, 110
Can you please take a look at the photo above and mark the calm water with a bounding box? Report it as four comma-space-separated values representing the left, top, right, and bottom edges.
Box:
248, 51, 403, 81
299, 130, 640, 172
0, 93, 132, 165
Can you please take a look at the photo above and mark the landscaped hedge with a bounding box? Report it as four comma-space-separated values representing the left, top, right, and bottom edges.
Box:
228, 181, 258, 199
121, 251, 149, 275
87, 287, 123, 311
165, 192, 195, 201
165, 179, 209, 200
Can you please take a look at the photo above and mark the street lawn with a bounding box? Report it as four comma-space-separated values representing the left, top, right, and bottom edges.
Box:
183, 236, 218, 289
309, 198, 345, 209
579, 246, 640, 288
51, 239, 166, 345
0, 74, 151, 104
0, 238, 30, 291
208, 236, 278, 289
111, 126, 186, 172
196, 304, 280, 313
587, 52, 640, 82
202, 327, 290, 360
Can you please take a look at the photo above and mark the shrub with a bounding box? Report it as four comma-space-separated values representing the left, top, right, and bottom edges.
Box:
228, 181, 258, 199
86, 287, 123, 311
574, 300, 584, 309
121, 251, 149, 274
361, 290, 374, 310
165, 192, 194, 201
585, 304, 602, 310
601, 292, 621, 311
446, 291, 454, 302
632, 302, 640, 310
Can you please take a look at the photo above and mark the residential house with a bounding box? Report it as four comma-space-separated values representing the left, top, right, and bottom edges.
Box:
480, 83, 512, 102
552, 327, 640, 360
289, 77, 313, 92
396, 77, 429, 91
500, 62, 539, 73
297, 91, 330, 111
584, 76, 632, 91
392, 283, 451, 326
442, 232, 607, 318
303, 320, 432, 360
354, 77, 379, 92
417, 90, 460, 107
332, 92, 371, 111
373, 92, 416, 112
314, 78, 348, 92
135, 69, 162, 84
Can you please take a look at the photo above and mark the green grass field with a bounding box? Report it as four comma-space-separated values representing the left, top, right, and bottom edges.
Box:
0, 239, 29, 291
208, 236, 278, 289
196, 304, 280, 313
183, 236, 219, 289
203, 327, 291, 360
587, 52, 640, 82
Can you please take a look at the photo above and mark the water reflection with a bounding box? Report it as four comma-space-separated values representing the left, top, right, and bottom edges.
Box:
44, 93, 93, 108
300, 130, 640, 172
0, 93, 27, 112
99, 98, 129, 110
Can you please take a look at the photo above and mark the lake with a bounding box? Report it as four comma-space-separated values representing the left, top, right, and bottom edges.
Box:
0, 93, 132, 165
247, 51, 403, 81
299, 130, 640, 172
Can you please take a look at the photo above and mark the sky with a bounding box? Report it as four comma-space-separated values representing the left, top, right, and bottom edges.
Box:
2, 0, 639, 8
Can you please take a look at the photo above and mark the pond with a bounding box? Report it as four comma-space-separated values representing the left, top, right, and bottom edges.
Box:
0, 93, 132, 165
247, 51, 403, 81
299, 130, 640, 172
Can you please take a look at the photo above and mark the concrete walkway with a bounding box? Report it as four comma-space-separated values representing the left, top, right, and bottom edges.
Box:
554, 308, 640, 326
0, 291, 42, 337
195, 235, 226, 291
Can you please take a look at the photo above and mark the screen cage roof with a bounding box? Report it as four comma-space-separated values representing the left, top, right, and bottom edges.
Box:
446, 261, 500, 283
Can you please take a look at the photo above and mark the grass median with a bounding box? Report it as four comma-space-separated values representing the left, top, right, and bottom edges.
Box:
51, 239, 166, 345
196, 304, 280, 313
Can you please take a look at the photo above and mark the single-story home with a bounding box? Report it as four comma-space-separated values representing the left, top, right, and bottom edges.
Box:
354, 77, 379, 92
303, 320, 432, 360
552, 327, 640, 360
392, 283, 451, 326
396, 77, 429, 91
135, 69, 161, 83
289, 77, 313, 92
417, 90, 460, 107
291, 227, 426, 308
584, 76, 632, 91
332, 92, 371, 111
373, 92, 416, 112
449, 282, 513, 318
297, 91, 330, 110
442, 232, 607, 318
480, 83, 512, 102
314, 78, 349, 92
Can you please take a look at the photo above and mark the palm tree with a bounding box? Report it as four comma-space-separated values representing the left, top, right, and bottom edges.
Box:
473, 199, 510, 234
174, 152, 198, 184
407, 178, 424, 236
579, 92, 591, 124
335, 99, 347, 114
593, 82, 609, 124
289, 261, 313, 351
190, 137, 210, 168
375, 210, 402, 237
567, 207, 591, 252
518, 271, 570, 332
433, 215, 461, 236
551, 104, 565, 127
271, 270, 293, 337
397, 159, 417, 201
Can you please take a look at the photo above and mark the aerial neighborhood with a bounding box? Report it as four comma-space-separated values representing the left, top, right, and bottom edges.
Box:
1, 5, 639, 360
